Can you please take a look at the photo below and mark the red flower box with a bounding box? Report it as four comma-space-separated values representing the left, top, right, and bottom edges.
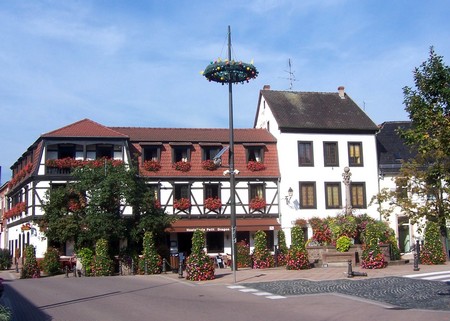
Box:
204, 197, 222, 211
201, 160, 218, 171
174, 198, 191, 211
247, 161, 266, 171
143, 160, 161, 172
249, 197, 266, 210
173, 161, 191, 172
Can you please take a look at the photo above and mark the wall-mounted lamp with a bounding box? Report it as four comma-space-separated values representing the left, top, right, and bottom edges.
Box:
285, 187, 293, 205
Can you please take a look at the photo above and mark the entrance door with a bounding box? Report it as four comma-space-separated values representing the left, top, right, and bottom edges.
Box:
177, 232, 193, 257
398, 216, 410, 253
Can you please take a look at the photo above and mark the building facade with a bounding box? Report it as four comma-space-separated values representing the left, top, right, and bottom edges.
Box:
254, 86, 381, 245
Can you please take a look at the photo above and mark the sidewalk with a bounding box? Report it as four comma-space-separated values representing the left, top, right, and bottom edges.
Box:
161, 261, 450, 285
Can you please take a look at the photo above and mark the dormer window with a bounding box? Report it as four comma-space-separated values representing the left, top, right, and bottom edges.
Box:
201, 144, 222, 161
244, 144, 265, 163
170, 143, 192, 163
142, 144, 161, 162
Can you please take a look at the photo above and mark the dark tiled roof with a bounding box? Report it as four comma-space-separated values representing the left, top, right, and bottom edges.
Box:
376, 121, 416, 173
111, 127, 277, 143
260, 90, 379, 133
42, 119, 128, 138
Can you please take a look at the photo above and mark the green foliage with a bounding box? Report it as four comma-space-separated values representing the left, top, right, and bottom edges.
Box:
0, 249, 12, 270
0, 305, 11, 321
185, 229, 215, 281
286, 226, 310, 270
276, 230, 288, 266
328, 214, 358, 241
360, 222, 387, 269
336, 236, 352, 252
308, 217, 332, 245
21, 245, 40, 278
252, 230, 274, 269
41, 247, 61, 276
77, 247, 94, 276
236, 240, 252, 268
138, 232, 162, 274
420, 221, 447, 264
93, 239, 113, 276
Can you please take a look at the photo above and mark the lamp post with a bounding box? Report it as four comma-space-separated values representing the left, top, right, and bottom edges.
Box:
203, 26, 258, 283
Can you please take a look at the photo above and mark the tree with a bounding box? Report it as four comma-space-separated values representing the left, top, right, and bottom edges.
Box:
372, 47, 450, 259
41, 159, 174, 252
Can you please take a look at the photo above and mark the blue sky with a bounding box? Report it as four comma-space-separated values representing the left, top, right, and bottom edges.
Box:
1, 0, 450, 184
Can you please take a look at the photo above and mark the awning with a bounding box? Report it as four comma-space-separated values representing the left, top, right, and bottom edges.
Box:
166, 218, 280, 233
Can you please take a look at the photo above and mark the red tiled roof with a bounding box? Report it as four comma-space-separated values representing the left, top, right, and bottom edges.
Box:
111, 127, 276, 143
42, 119, 128, 138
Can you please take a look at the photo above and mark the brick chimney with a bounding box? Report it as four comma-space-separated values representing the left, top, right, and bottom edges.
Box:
338, 86, 345, 99
263, 85, 271, 90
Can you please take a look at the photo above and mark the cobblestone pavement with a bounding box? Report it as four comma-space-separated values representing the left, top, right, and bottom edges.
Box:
241, 277, 450, 311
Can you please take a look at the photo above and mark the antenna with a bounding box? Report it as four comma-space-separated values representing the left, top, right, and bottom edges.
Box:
281, 58, 297, 90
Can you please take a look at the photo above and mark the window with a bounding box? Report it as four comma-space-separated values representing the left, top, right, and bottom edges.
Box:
58, 144, 76, 159
299, 182, 316, 208
143, 146, 161, 162
204, 183, 220, 199
171, 145, 191, 163
174, 184, 190, 200
351, 182, 366, 208
298, 141, 314, 166
325, 182, 341, 209
246, 145, 265, 162
202, 146, 221, 161
147, 184, 160, 201
395, 177, 408, 199
348, 142, 363, 166
323, 142, 339, 167
249, 183, 265, 200
96, 144, 114, 159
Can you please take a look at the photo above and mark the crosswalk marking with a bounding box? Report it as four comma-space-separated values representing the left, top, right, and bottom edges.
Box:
226, 285, 286, 300
403, 270, 450, 282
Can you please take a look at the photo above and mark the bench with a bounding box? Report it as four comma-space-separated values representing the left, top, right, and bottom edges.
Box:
322, 252, 357, 267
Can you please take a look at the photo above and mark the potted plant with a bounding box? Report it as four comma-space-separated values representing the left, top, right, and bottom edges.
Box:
247, 160, 266, 171
173, 161, 191, 172
204, 197, 221, 211
174, 198, 191, 211
249, 197, 266, 211
143, 160, 161, 172
201, 160, 218, 171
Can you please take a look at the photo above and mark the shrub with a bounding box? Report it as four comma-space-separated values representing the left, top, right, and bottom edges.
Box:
420, 221, 447, 265
138, 231, 162, 274
286, 225, 310, 270
276, 230, 288, 266
21, 245, 40, 278
93, 239, 113, 276
336, 236, 352, 252
328, 214, 358, 242
236, 240, 252, 268
308, 217, 332, 245
0, 249, 12, 270
41, 247, 61, 276
360, 222, 387, 269
77, 247, 94, 276
185, 229, 215, 281
252, 230, 274, 269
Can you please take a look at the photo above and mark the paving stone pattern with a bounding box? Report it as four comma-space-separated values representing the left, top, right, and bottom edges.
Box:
242, 277, 450, 311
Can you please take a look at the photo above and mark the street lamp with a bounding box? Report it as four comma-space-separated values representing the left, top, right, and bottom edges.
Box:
203, 26, 258, 283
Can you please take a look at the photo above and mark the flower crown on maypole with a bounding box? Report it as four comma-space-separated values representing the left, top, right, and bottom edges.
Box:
202, 58, 258, 84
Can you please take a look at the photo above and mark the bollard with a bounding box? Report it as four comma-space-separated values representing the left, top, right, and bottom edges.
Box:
413, 239, 420, 271
178, 259, 183, 278
131, 259, 135, 275
65, 266, 69, 278
162, 258, 167, 274
347, 260, 354, 278
145, 261, 148, 275
15, 262, 18, 273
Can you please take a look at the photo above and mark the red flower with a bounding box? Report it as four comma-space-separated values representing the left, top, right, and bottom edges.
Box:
4, 202, 26, 219
247, 161, 266, 171
174, 198, 191, 211
204, 197, 222, 211
143, 160, 161, 172
249, 197, 266, 210
201, 160, 218, 171
173, 161, 191, 172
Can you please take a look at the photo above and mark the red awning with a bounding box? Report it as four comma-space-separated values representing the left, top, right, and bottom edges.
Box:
166, 218, 280, 233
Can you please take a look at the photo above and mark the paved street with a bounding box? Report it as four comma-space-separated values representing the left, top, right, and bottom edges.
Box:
0, 262, 449, 321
